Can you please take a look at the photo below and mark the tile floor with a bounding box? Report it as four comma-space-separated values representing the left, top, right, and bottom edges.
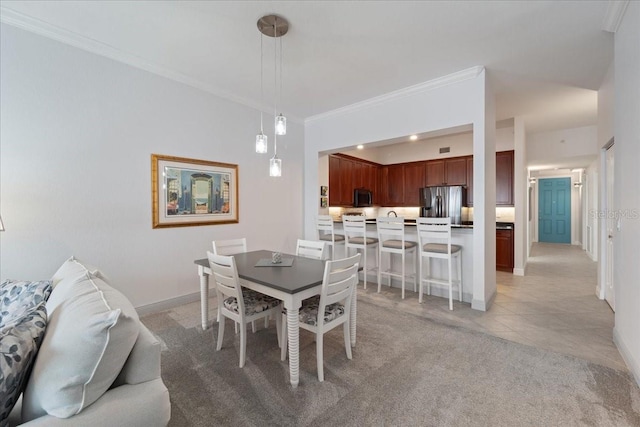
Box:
358, 242, 626, 371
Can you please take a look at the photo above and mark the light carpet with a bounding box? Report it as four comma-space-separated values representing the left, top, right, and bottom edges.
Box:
141, 299, 640, 426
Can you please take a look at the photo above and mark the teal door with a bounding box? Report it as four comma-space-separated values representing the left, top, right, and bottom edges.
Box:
538, 178, 571, 243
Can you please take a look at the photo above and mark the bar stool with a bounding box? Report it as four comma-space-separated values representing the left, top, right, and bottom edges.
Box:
316, 215, 345, 260
417, 217, 462, 310
377, 217, 417, 299
342, 215, 378, 289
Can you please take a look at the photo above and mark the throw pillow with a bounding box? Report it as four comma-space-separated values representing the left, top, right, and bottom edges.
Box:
21, 272, 140, 420
47, 257, 110, 314
0, 280, 52, 326
0, 300, 47, 424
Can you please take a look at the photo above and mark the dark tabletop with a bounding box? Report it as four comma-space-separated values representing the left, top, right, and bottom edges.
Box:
195, 250, 326, 294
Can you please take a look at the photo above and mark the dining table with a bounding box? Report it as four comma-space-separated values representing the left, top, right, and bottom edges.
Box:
194, 249, 358, 387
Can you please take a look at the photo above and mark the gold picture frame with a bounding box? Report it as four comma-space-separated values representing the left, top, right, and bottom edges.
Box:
151, 154, 239, 228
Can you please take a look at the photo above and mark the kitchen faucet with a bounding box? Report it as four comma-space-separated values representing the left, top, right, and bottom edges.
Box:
388, 210, 397, 217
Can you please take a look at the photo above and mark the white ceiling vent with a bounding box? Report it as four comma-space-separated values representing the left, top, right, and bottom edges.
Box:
439, 147, 451, 154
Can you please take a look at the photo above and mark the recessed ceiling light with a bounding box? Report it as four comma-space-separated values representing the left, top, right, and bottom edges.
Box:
357, 145, 364, 150
410, 135, 418, 141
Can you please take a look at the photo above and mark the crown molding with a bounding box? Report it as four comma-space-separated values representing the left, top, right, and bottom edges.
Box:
0, 7, 303, 123
305, 66, 484, 124
602, 0, 629, 33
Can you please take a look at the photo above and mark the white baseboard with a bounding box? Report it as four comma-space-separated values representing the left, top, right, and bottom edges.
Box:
613, 327, 640, 388
513, 267, 525, 276
135, 291, 201, 316
472, 288, 496, 312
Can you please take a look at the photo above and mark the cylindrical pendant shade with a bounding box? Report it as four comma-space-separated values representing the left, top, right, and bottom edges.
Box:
256, 132, 268, 153
269, 157, 282, 177
275, 114, 287, 135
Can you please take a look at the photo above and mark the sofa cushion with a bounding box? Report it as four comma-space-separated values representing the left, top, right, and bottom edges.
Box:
47, 256, 110, 314
21, 272, 140, 420
0, 299, 47, 424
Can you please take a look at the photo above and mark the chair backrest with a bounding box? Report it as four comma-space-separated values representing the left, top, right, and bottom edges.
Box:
207, 251, 244, 314
417, 217, 453, 256
212, 238, 247, 255
317, 215, 335, 241
296, 239, 327, 260
318, 253, 361, 322
377, 217, 405, 244
342, 215, 367, 245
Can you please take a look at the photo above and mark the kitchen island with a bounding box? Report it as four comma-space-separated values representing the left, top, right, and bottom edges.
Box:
333, 220, 474, 304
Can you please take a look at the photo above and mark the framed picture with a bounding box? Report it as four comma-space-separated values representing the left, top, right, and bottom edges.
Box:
320, 185, 328, 197
151, 154, 239, 228
320, 197, 328, 208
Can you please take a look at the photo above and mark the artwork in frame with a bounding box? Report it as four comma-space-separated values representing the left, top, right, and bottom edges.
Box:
151, 154, 239, 228
320, 186, 328, 197
320, 197, 328, 208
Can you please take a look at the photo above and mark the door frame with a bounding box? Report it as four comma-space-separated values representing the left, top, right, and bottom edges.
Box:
597, 138, 615, 308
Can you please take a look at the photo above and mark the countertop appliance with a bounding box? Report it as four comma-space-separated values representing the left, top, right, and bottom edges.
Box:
353, 188, 372, 207
419, 185, 466, 225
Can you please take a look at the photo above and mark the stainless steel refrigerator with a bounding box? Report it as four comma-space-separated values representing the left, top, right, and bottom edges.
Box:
419, 186, 466, 225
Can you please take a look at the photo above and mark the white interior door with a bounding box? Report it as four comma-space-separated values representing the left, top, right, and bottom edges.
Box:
605, 144, 615, 311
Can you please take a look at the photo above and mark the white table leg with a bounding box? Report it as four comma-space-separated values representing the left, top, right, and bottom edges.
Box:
285, 301, 302, 387
199, 266, 209, 330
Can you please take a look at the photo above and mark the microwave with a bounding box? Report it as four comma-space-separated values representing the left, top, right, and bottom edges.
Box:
353, 188, 373, 207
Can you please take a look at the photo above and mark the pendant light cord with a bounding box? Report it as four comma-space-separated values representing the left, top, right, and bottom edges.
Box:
273, 18, 278, 156
260, 33, 264, 133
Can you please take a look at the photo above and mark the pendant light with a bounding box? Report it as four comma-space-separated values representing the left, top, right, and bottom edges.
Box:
255, 33, 268, 153
257, 14, 288, 177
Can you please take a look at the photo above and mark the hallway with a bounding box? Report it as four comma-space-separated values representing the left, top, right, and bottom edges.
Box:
359, 242, 626, 372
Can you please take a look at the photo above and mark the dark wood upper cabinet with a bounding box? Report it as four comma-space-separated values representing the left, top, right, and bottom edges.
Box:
328, 154, 382, 206
383, 164, 405, 206
466, 156, 474, 206
404, 161, 426, 206
425, 160, 445, 186
445, 157, 467, 186
496, 150, 514, 206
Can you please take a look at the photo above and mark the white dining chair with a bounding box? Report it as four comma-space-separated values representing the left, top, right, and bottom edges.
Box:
207, 252, 282, 367
342, 215, 378, 289
316, 215, 345, 259
296, 239, 328, 260
212, 238, 247, 255
280, 253, 360, 381
212, 237, 261, 331
417, 217, 463, 310
376, 217, 417, 299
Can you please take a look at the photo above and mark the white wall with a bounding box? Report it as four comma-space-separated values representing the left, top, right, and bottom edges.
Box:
584, 158, 598, 261
612, 1, 640, 386
527, 125, 598, 165
513, 118, 526, 275
304, 67, 497, 311
0, 24, 305, 308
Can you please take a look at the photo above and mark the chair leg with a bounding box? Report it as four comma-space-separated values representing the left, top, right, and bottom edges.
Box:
316, 332, 324, 382
458, 253, 463, 302
280, 313, 288, 361
413, 249, 417, 293
377, 249, 382, 293
401, 251, 405, 300
363, 246, 367, 290
343, 321, 352, 360
252, 320, 257, 333
448, 257, 453, 311
418, 253, 423, 303
264, 316, 269, 329
239, 324, 247, 368
216, 315, 225, 351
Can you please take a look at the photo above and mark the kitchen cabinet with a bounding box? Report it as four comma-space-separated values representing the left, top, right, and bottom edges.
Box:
425, 157, 467, 187
496, 227, 514, 272
496, 150, 514, 206
403, 161, 426, 206
328, 154, 380, 206
464, 151, 513, 207
381, 164, 405, 206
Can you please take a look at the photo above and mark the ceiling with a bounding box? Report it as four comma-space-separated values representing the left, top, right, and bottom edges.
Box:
1, 1, 613, 134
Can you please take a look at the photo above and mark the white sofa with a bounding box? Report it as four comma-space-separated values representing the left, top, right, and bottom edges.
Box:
4, 257, 171, 426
